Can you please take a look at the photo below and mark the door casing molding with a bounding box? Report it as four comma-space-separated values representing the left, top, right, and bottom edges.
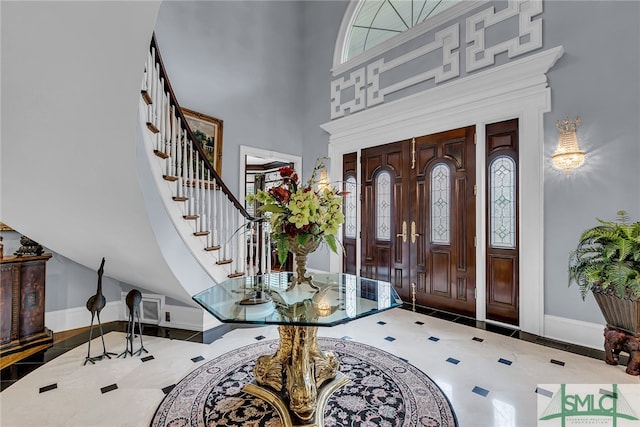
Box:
322, 46, 564, 336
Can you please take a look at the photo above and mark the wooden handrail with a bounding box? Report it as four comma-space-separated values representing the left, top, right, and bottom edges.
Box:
149, 34, 254, 220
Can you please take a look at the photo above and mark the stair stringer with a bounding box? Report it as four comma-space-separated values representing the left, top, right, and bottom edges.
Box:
136, 99, 233, 297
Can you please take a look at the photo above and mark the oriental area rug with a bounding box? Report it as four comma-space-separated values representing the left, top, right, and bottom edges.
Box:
150, 337, 457, 427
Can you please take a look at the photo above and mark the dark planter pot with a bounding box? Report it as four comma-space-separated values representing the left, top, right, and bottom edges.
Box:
592, 286, 640, 337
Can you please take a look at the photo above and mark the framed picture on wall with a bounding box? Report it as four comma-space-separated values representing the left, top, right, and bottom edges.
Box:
182, 108, 224, 176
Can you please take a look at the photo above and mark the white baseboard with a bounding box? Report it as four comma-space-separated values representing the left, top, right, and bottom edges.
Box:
45, 301, 121, 333
45, 301, 221, 333
544, 314, 604, 350
158, 303, 221, 331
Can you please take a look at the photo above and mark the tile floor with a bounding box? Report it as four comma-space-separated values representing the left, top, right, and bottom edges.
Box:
1, 308, 637, 427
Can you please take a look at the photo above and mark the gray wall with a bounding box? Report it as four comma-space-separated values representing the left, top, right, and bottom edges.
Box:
1, 230, 122, 311
153, 0, 640, 325
299, 1, 350, 270
1, 228, 190, 311
543, 1, 640, 322
154, 0, 307, 195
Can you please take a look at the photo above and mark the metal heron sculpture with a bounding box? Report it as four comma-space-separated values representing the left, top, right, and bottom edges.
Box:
84, 257, 116, 365
118, 289, 148, 358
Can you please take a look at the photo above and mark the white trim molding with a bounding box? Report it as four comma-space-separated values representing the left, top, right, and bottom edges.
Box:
45, 300, 221, 333
45, 301, 121, 333
322, 46, 564, 336
544, 315, 605, 350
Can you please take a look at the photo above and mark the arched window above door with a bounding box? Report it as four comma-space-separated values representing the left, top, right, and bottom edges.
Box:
340, 0, 464, 64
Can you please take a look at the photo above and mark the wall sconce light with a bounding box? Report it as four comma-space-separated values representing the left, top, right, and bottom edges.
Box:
552, 117, 585, 174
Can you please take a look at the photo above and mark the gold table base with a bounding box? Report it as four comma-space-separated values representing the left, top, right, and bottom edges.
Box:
244, 373, 350, 427
245, 325, 349, 427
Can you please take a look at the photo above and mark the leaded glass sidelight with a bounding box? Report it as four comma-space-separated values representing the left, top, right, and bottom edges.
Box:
344, 175, 357, 239
430, 163, 450, 244
490, 156, 516, 248
375, 170, 392, 240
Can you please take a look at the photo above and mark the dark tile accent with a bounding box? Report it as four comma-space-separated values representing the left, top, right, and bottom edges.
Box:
483, 322, 519, 337
446, 357, 460, 365
399, 357, 408, 363
2, 321, 251, 391
550, 359, 565, 366
399, 304, 606, 363
1, 380, 18, 392
255, 335, 266, 341
428, 310, 459, 322
535, 387, 553, 398
162, 384, 176, 395
191, 356, 205, 363
141, 355, 154, 362
377, 321, 387, 325
452, 316, 477, 327
428, 336, 440, 342
472, 386, 490, 397
39, 383, 57, 393
472, 337, 484, 342
100, 383, 118, 394
384, 336, 396, 342
415, 321, 424, 325
498, 358, 512, 366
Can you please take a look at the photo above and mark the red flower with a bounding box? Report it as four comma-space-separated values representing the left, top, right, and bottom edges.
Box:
279, 166, 295, 178
269, 186, 291, 204
284, 222, 311, 237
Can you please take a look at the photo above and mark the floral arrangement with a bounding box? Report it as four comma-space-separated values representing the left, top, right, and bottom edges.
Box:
246, 158, 345, 266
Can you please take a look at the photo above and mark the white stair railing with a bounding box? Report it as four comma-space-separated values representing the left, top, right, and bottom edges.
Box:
139, 34, 273, 281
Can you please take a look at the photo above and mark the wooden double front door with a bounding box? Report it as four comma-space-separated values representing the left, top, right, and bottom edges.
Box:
360, 126, 477, 317
354, 121, 520, 325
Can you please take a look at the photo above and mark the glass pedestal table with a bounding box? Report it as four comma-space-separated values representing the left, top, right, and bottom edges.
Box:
193, 271, 402, 427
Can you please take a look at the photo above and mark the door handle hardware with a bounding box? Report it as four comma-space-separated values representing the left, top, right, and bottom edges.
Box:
411, 138, 416, 170
411, 221, 420, 244
396, 221, 407, 243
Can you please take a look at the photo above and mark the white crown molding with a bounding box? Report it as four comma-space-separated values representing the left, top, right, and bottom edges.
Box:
332, 0, 490, 76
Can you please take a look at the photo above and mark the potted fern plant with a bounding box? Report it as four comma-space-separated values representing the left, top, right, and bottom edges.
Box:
568, 211, 640, 335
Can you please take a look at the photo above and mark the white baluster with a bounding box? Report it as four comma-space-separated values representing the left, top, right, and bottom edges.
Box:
199, 160, 205, 233
210, 175, 217, 249
266, 224, 272, 275
188, 144, 194, 217
181, 130, 188, 200
206, 169, 213, 248
249, 221, 255, 276
217, 179, 223, 251
224, 198, 230, 261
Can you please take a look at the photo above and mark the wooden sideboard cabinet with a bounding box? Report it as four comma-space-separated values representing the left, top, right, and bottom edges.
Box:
1, 253, 54, 363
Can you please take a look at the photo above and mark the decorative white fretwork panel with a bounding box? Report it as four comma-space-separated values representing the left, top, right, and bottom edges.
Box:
490, 156, 516, 248
344, 175, 357, 239
330, 68, 366, 119
367, 24, 459, 107
375, 170, 392, 241
430, 163, 450, 244
330, 0, 544, 119
466, 0, 543, 72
